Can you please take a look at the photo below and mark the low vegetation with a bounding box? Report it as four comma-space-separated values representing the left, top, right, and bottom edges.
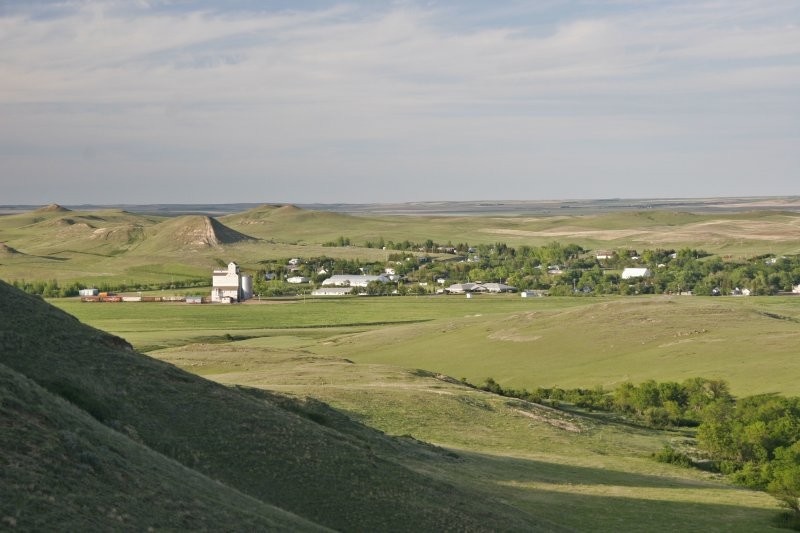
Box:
475, 374, 800, 522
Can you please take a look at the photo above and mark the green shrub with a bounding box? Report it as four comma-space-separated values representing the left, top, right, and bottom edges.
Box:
653, 445, 693, 468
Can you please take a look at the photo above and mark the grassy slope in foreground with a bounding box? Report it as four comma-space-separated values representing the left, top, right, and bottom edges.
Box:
0, 363, 324, 532
0, 280, 552, 532
154, 339, 781, 532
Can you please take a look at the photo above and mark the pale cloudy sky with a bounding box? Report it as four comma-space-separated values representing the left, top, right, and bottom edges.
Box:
1, 1, 798, 204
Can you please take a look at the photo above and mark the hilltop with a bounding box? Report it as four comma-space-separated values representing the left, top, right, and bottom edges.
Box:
33, 203, 71, 213
140, 215, 256, 251
0, 280, 551, 531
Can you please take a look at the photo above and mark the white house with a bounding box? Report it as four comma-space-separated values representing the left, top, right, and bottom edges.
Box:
482, 283, 517, 293
621, 267, 652, 279
793, 284, 800, 294
446, 282, 486, 294
211, 261, 251, 303
521, 290, 546, 298
311, 287, 353, 296
287, 276, 310, 284
596, 251, 613, 260
321, 274, 389, 287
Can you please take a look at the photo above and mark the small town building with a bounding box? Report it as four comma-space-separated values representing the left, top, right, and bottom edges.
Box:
311, 287, 353, 296
482, 282, 517, 293
521, 290, 546, 298
321, 274, 389, 287
287, 276, 310, 284
621, 267, 652, 279
211, 261, 251, 303
79, 288, 99, 297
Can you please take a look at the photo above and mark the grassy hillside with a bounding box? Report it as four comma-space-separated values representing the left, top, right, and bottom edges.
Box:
136, 215, 257, 252
0, 280, 553, 531
152, 335, 781, 532
0, 363, 325, 531
4, 282, 789, 530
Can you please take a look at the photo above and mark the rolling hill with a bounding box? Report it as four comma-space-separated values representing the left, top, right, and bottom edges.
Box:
0, 280, 555, 531
2, 203, 800, 287
138, 215, 256, 251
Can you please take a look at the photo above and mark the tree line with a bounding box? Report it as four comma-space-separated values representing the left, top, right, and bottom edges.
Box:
472, 376, 800, 523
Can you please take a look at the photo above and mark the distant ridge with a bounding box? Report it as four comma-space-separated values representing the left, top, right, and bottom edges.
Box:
274, 204, 302, 214
33, 203, 71, 213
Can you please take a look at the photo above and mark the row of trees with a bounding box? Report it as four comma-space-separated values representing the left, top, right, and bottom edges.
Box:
474, 377, 732, 428
8, 278, 208, 297
474, 376, 800, 518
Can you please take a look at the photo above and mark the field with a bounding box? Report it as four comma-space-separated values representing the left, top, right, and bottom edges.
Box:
47, 293, 792, 531
53, 294, 800, 397
5, 200, 800, 530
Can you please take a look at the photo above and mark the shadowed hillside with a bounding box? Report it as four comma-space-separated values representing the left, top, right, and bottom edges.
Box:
0, 281, 555, 531
0, 243, 23, 256
0, 363, 325, 531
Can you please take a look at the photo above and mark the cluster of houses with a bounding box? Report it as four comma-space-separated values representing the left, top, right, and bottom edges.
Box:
78, 257, 800, 304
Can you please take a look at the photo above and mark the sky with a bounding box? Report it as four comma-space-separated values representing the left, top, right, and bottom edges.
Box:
1, 0, 798, 204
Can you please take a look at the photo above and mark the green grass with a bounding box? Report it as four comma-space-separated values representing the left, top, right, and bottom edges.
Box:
311, 296, 800, 396
53, 294, 800, 397
5, 280, 793, 530
1, 281, 552, 531
153, 340, 782, 532
0, 362, 324, 532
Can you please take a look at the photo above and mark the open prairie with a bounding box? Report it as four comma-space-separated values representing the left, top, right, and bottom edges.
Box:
48, 294, 786, 532
53, 293, 800, 398
2, 203, 800, 285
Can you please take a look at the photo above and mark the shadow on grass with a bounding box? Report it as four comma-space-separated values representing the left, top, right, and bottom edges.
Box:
456, 449, 733, 490
436, 450, 778, 532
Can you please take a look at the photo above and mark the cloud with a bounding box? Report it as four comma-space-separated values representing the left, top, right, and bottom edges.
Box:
1, 0, 798, 203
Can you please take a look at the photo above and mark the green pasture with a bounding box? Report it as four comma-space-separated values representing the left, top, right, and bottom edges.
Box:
152, 339, 781, 532
37, 288, 800, 530
310, 296, 800, 397
53, 294, 800, 397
